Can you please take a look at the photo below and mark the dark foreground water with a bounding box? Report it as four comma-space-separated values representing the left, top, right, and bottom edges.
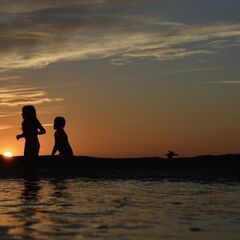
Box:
0, 179, 239, 240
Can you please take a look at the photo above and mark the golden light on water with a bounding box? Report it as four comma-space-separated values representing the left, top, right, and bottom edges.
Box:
3, 152, 13, 158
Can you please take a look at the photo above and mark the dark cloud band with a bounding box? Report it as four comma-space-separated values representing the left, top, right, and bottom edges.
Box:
0, 0, 239, 71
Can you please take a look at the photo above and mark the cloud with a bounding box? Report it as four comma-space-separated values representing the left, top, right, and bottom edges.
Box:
0, 0, 156, 12
43, 123, 53, 127
206, 80, 240, 85
208, 38, 240, 48
0, 125, 15, 130
162, 67, 224, 75
0, 75, 22, 82
0, 112, 18, 118
0, 1, 240, 71
0, 87, 63, 107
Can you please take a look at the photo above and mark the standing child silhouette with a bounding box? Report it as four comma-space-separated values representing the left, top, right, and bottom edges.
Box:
51, 116, 73, 158
16, 105, 46, 161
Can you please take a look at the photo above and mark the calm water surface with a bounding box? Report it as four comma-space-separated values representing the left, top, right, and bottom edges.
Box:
0, 179, 239, 240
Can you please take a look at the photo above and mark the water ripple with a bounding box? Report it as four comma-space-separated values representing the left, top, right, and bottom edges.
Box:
0, 179, 238, 239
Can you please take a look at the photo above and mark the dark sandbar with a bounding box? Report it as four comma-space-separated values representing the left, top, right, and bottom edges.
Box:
0, 154, 239, 181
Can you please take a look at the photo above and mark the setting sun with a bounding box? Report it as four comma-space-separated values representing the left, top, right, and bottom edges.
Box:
3, 152, 13, 158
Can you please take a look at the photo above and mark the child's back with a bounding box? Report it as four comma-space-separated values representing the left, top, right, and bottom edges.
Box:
54, 128, 73, 157
52, 117, 73, 157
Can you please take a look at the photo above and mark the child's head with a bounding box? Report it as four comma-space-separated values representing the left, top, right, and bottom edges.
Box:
22, 105, 36, 120
54, 116, 66, 130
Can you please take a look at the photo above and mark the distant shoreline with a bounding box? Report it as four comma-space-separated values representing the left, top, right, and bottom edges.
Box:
0, 154, 239, 181
1, 153, 240, 160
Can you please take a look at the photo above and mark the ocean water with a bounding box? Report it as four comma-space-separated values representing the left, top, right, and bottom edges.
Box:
0, 179, 239, 240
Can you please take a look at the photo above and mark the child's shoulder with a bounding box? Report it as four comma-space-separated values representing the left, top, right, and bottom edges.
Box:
55, 129, 66, 136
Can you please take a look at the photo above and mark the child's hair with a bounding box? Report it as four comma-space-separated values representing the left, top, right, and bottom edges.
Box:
22, 105, 37, 120
54, 116, 66, 129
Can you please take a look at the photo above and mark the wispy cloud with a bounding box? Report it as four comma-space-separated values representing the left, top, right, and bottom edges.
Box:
162, 67, 224, 75
0, 87, 63, 107
0, 0, 155, 13
206, 80, 240, 85
0, 75, 21, 81
208, 38, 240, 48
43, 123, 53, 127
0, 1, 240, 70
0, 112, 18, 118
0, 125, 15, 130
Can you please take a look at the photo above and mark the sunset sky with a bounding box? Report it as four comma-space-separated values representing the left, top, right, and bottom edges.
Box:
0, 0, 240, 157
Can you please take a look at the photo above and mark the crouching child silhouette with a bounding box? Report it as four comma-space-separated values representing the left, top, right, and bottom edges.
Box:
51, 116, 73, 158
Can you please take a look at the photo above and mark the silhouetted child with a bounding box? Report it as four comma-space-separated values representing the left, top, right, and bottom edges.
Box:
166, 150, 178, 160
51, 116, 73, 158
16, 105, 46, 161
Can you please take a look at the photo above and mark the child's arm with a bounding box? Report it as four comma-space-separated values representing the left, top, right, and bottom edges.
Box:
51, 132, 58, 155
51, 145, 58, 155
37, 120, 46, 135
16, 133, 24, 140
